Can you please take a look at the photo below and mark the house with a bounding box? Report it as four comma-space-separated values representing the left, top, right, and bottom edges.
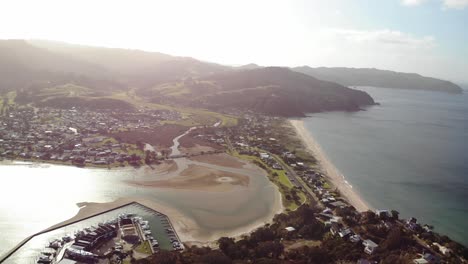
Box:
357, 259, 374, 264
422, 253, 440, 264
413, 252, 441, 264
432, 242, 451, 256
423, 225, 433, 233
413, 258, 429, 264
330, 201, 349, 209
330, 223, 341, 236
285, 226, 296, 232
350, 234, 361, 243
362, 239, 378, 254
338, 228, 352, 238
259, 153, 270, 160
406, 217, 419, 231
272, 163, 282, 170
375, 209, 391, 218
57, 258, 77, 264
120, 217, 140, 244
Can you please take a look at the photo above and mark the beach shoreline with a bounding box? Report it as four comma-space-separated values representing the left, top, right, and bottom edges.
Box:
289, 119, 371, 212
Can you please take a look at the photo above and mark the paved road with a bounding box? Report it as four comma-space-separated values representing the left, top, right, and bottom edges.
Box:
269, 154, 317, 198
225, 136, 318, 203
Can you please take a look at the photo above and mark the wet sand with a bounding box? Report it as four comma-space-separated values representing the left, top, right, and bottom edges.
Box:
44, 189, 284, 246
290, 119, 371, 212
127, 164, 249, 192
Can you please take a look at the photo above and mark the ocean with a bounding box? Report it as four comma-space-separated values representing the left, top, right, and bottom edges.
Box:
302, 86, 468, 246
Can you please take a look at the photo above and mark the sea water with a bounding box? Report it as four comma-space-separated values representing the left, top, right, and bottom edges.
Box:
303, 86, 468, 245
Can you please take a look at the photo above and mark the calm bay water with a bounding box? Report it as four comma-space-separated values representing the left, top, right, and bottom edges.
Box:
303, 86, 468, 245
0, 160, 280, 257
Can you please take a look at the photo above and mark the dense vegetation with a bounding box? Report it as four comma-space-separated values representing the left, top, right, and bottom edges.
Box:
139, 67, 376, 116
135, 204, 468, 264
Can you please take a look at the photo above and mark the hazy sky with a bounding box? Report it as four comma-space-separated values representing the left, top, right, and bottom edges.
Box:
1, 0, 467, 83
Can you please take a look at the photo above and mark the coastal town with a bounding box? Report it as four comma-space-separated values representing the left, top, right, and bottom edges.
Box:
0, 106, 183, 166
0, 104, 467, 264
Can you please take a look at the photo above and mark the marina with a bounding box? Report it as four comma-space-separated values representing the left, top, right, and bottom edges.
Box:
1, 202, 183, 264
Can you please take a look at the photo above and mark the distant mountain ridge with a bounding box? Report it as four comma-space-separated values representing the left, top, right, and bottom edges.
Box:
1, 39, 459, 117
28, 40, 230, 87
293, 66, 463, 94
0, 39, 376, 116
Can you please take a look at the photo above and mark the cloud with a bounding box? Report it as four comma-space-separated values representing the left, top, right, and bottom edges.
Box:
401, 0, 468, 9
442, 0, 468, 9
328, 29, 436, 49
401, 0, 427, 6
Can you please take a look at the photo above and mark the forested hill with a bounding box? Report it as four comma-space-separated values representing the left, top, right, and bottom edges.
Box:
293, 66, 463, 94
138, 67, 376, 117
0, 39, 375, 116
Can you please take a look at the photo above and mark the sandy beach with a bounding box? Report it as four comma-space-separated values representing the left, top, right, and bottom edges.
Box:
289, 119, 371, 212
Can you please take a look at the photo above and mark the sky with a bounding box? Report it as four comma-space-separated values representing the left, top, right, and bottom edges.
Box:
0, 0, 467, 83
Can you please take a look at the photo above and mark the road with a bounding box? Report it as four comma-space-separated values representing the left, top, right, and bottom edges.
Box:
270, 154, 318, 202
225, 136, 320, 205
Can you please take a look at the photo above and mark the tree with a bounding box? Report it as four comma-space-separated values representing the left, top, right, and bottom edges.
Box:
361, 210, 378, 224
198, 250, 232, 264
298, 223, 326, 240
382, 228, 403, 251
150, 250, 177, 264
391, 210, 400, 220
217, 237, 235, 254
255, 241, 284, 259
144, 150, 152, 164
296, 246, 333, 264
381, 254, 409, 264
136, 140, 145, 150
249, 227, 277, 244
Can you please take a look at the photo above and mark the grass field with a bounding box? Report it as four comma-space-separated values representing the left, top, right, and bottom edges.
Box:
135, 240, 152, 254
231, 151, 306, 211
38, 83, 93, 97
0, 92, 16, 116
275, 169, 293, 188
108, 90, 238, 127
6, 91, 16, 104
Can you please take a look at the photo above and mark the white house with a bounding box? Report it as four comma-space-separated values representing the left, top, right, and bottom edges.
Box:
362, 239, 378, 254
